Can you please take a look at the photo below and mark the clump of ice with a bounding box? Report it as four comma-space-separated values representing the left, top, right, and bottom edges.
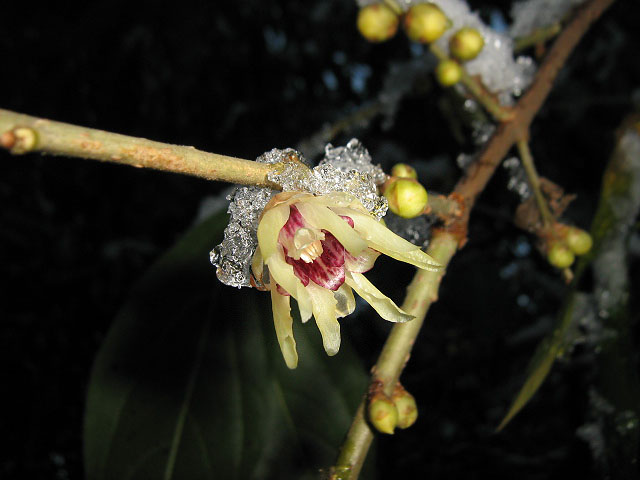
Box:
510, 0, 586, 38
211, 139, 388, 288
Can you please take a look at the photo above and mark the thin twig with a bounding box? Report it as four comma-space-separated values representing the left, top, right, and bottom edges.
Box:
429, 44, 514, 123
0, 109, 279, 188
514, 23, 562, 52
516, 138, 554, 227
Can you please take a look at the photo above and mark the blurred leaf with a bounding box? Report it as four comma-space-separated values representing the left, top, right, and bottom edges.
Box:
84, 211, 368, 480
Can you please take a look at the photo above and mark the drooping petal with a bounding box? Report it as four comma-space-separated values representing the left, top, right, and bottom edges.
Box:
345, 247, 381, 273
295, 283, 313, 323
270, 287, 298, 369
345, 272, 414, 323
334, 283, 356, 318
266, 253, 305, 303
332, 208, 441, 271
295, 202, 368, 257
257, 204, 291, 260
306, 281, 341, 356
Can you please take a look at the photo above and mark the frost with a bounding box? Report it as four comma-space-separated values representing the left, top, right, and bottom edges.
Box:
510, 0, 586, 38
211, 139, 388, 288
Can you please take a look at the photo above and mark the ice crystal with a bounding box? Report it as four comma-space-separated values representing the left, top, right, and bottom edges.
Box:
510, 0, 586, 38
211, 139, 388, 288
503, 156, 531, 200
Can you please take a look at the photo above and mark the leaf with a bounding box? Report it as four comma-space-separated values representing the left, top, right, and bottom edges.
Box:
84, 211, 368, 480
496, 296, 576, 431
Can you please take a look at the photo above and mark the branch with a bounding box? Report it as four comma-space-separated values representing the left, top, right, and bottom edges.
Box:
0, 109, 279, 188
332, 0, 616, 476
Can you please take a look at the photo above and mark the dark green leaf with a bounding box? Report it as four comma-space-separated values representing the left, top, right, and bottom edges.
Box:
84, 211, 368, 480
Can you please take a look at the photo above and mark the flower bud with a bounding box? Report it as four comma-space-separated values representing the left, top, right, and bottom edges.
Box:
391, 163, 417, 179
547, 242, 575, 269
435, 59, 462, 87
384, 178, 429, 219
368, 395, 398, 434
393, 388, 418, 429
357, 4, 399, 43
449, 27, 484, 61
566, 228, 593, 256
403, 3, 449, 44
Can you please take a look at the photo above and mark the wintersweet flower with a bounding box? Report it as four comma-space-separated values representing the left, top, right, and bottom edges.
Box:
251, 190, 441, 369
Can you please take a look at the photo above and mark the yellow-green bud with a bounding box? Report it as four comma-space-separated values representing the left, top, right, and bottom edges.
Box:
566, 228, 593, 256
391, 163, 417, 179
384, 178, 429, 219
393, 389, 418, 429
403, 3, 449, 44
357, 4, 399, 43
449, 27, 484, 61
368, 395, 398, 434
435, 59, 462, 87
548, 243, 575, 269
10, 127, 38, 154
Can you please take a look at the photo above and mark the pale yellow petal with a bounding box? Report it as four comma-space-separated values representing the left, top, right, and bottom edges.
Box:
334, 283, 356, 318
266, 254, 304, 300
257, 204, 290, 260
296, 283, 313, 323
332, 208, 441, 271
345, 272, 414, 323
304, 191, 363, 210
295, 202, 368, 257
270, 288, 298, 369
306, 281, 341, 356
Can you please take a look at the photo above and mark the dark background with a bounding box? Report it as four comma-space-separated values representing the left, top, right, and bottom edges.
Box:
1, 1, 639, 478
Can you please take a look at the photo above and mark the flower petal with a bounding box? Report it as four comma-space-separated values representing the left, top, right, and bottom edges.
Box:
295, 202, 368, 257
345, 247, 381, 273
295, 284, 313, 323
266, 254, 305, 303
257, 204, 291, 260
345, 272, 414, 323
270, 288, 298, 369
332, 208, 441, 271
306, 281, 341, 356
334, 283, 356, 318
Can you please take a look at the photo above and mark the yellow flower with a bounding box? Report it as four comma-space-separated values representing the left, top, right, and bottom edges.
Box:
252, 191, 441, 369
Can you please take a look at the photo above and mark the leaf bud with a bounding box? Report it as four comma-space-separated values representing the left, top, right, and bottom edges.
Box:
566, 227, 593, 256
391, 163, 417, 179
403, 3, 449, 44
368, 395, 399, 434
547, 242, 575, 269
357, 4, 399, 43
435, 59, 462, 87
383, 178, 429, 219
449, 27, 484, 61
392, 387, 418, 429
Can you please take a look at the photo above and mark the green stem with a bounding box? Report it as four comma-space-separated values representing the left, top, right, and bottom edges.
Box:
382, 0, 403, 15
0, 108, 279, 188
332, 232, 459, 479
514, 23, 562, 52
429, 44, 513, 123
516, 138, 554, 227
